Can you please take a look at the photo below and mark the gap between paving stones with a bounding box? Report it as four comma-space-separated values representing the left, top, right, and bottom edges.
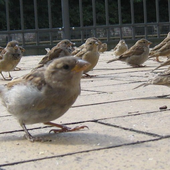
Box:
0, 136, 167, 168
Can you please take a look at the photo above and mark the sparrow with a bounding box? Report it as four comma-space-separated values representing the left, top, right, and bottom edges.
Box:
149, 41, 170, 71
75, 38, 100, 77
0, 56, 90, 142
72, 37, 102, 56
107, 39, 152, 67
149, 32, 170, 62
111, 39, 128, 56
0, 40, 25, 80
99, 43, 107, 53
37, 39, 75, 68
134, 69, 170, 89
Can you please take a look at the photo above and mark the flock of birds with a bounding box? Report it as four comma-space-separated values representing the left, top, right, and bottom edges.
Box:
0, 32, 170, 142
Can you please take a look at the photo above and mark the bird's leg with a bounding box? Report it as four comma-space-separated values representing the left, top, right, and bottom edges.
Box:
8, 72, 12, 79
44, 122, 89, 134
0, 72, 11, 81
20, 123, 44, 142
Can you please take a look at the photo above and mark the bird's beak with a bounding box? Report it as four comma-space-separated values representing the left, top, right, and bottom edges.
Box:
148, 41, 152, 45
14, 45, 19, 50
72, 59, 91, 72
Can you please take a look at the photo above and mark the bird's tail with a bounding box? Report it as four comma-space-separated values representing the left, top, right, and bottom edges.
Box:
107, 58, 119, 64
151, 60, 170, 72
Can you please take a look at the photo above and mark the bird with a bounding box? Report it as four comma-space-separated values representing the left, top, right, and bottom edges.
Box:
37, 39, 75, 68
149, 32, 170, 62
0, 56, 90, 142
0, 40, 25, 80
72, 37, 102, 56
107, 39, 152, 67
75, 38, 100, 77
150, 41, 170, 72
111, 39, 128, 56
134, 69, 170, 89
99, 43, 107, 53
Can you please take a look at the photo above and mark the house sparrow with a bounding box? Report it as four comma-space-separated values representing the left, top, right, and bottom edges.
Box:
0, 56, 90, 142
149, 32, 170, 62
149, 41, 170, 71
107, 39, 152, 67
99, 43, 107, 53
134, 69, 170, 89
111, 39, 128, 56
75, 38, 100, 77
0, 40, 25, 80
72, 37, 102, 56
37, 39, 75, 68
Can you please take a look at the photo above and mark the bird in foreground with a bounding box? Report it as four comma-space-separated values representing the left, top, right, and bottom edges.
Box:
149, 32, 170, 62
99, 43, 107, 53
134, 69, 170, 89
37, 39, 75, 68
0, 56, 90, 142
75, 38, 100, 77
107, 39, 152, 67
0, 40, 25, 80
111, 39, 128, 56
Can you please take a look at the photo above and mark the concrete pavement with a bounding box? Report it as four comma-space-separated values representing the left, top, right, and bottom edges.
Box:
0, 52, 170, 170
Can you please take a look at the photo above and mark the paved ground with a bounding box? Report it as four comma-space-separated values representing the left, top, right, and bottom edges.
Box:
0, 52, 170, 170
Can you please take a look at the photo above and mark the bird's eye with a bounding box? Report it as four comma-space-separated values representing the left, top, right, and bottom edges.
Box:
63, 64, 69, 70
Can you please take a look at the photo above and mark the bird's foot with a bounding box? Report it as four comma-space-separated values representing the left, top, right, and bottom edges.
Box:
24, 133, 51, 142
14, 67, 21, 71
82, 73, 96, 78
44, 122, 89, 134
132, 65, 146, 68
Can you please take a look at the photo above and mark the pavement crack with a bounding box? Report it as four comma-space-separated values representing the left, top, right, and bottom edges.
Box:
96, 121, 162, 138
0, 137, 165, 168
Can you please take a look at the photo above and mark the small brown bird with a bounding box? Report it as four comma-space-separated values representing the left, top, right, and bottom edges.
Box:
0, 40, 24, 80
107, 39, 152, 67
37, 39, 75, 68
72, 37, 102, 56
134, 69, 170, 89
0, 56, 90, 142
111, 39, 128, 56
99, 43, 107, 53
152, 59, 170, 72
75, 38, 100, 76
149, 32, 170, 62
149, 41, 170, 61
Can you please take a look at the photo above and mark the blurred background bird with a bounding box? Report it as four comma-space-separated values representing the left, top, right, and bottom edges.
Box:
149, 32, 170, 62
107, 39, 152, 67
111, 39, 128, 56
36, 39, 75, 69
0, 40, 25, 80
75, 38, 99, 77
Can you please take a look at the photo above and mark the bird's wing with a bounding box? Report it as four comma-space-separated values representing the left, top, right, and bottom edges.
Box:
120, 45, 144, 58
6, 68, 46, 91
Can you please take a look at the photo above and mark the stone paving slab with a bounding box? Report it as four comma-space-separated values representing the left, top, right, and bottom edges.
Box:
0, 52, 170, 170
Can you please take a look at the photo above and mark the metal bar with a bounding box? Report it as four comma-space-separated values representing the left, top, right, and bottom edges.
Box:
5, 0, 10, 42
130, 0, 135, 39
155, 0, 160, 38
48, 0, 52, 45
118, 0, 122, 39
92, 0, 96, 37
34, 0, 39, 45
143, 0, 147, 39
61, 0, 70, 39
19, 0, 25, 46
79, 0, 84, 42
105, 0, 109, 41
